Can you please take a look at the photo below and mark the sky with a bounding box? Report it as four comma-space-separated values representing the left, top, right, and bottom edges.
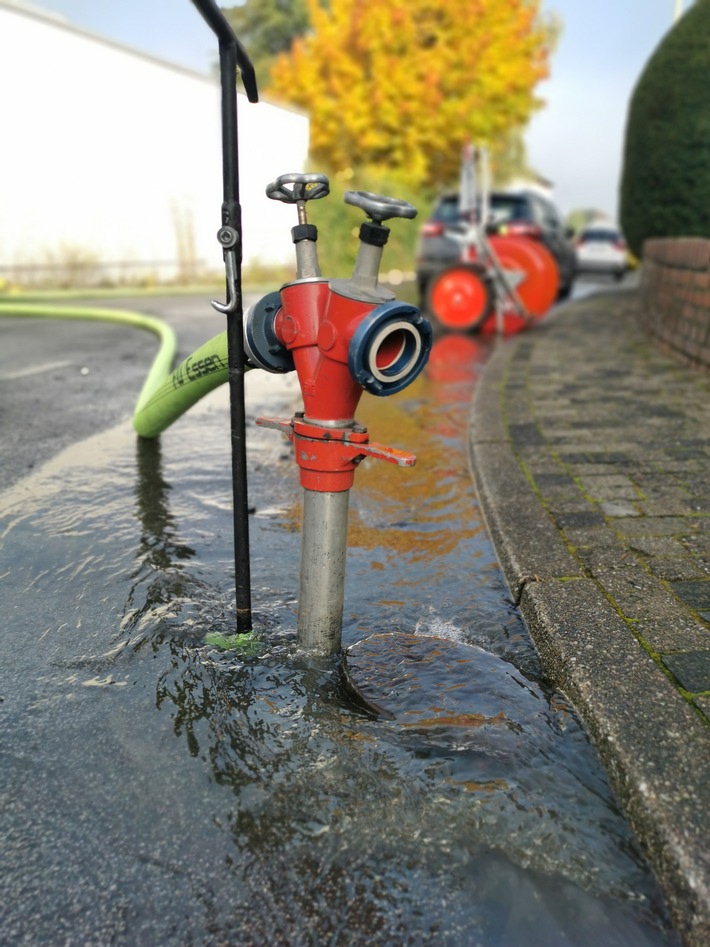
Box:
17, 0, 691, 221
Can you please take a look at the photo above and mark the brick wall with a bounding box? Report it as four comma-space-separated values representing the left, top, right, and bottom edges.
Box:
640, 238, 710, 371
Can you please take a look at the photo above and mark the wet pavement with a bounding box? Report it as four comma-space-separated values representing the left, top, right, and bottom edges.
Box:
0, 294, 226, 490
470, 286, 710, 946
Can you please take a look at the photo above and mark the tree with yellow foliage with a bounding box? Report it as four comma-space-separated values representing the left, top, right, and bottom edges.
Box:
268, 0, 555, 189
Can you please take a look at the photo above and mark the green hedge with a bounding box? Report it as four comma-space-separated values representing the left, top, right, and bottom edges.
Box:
620, 0, 710, 258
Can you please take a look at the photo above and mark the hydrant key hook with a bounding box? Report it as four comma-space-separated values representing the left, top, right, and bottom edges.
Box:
251, 172, 432, 655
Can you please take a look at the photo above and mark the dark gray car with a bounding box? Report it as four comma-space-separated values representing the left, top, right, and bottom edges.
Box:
415, 190, 577, 302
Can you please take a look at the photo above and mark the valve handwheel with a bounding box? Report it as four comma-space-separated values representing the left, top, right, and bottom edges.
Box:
266, 172, 330, 204
344, 190, 417, 223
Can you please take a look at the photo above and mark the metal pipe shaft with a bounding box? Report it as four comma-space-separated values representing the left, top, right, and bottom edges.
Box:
298, 489, 350, 654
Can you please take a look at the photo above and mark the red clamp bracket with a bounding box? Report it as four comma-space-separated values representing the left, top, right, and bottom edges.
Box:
257, 414, 416, 492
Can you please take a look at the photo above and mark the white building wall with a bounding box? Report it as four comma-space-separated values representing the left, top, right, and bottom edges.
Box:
0, 2, 309, 280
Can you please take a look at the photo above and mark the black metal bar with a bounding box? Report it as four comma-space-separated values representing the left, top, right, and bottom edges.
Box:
190, 0, 258, 633
190, 0, 258, 102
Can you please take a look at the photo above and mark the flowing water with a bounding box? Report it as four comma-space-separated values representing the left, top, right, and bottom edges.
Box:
0, 333, 679, 945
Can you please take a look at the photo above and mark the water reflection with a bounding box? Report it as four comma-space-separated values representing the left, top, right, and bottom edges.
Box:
427, 332, 489, 385
121, 437, 219, 655
134, 436, 196, 572
346, 336, 491, 564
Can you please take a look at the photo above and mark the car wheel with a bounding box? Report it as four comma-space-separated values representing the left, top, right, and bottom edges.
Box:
416, 274, 429, 307
557, 278, 574, 300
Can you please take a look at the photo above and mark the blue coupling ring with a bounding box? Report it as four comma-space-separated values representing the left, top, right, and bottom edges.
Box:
244, 291, 295, 374
348, 301, 432, 396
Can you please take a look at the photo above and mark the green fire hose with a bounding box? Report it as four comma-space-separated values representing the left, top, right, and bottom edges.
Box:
0, 301, 247, 438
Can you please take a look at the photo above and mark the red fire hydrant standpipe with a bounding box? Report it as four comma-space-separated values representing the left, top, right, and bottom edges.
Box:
246, 173, 432, 655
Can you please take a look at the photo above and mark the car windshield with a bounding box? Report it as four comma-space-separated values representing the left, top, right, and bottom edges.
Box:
580, 229, 621, 243
433, 193, 532, 225
432, 196, 461, 224
488, 194, 533, 224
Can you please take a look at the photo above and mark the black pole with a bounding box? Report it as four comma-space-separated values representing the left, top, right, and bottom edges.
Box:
220, 40, 252, 634
190, 0, 258, 633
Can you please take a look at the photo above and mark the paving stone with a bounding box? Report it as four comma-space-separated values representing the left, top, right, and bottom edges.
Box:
613, 517, 691, 537
507, 422, 546, 446
627, 535, 689, 557
634, 613, 710, 653
599, 500, 642, 517
670, 579, 710, 611
577, 473, 641, 500
647, 558, 708, 582
554, 509, 606, 528
529, 471, 581, 498
573, 544, 639, 576
639, 498, 698, 516
661, 652, 710, 694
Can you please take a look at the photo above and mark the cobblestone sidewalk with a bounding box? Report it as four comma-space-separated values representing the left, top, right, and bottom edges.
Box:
470, 288, 710, 947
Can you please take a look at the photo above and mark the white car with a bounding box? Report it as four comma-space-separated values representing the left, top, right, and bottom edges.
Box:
575, 225, 628, 279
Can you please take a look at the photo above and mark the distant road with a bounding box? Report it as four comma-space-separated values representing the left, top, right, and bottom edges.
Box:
572, 269, 640, 300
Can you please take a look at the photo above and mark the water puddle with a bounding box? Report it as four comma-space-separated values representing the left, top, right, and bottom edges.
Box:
0, 343, 679, 944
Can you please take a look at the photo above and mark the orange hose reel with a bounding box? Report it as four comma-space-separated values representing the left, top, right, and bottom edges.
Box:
428, 236, 559, 336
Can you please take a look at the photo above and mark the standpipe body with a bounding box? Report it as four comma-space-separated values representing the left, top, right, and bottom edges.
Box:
261, 280, 386, 654
277, 282, 371, 431
299, 489, 350, 654
257, 278, 426, 653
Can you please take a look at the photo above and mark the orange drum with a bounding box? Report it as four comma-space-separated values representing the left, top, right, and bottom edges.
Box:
427, 263, 494, 331
478, 236, 559, 335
